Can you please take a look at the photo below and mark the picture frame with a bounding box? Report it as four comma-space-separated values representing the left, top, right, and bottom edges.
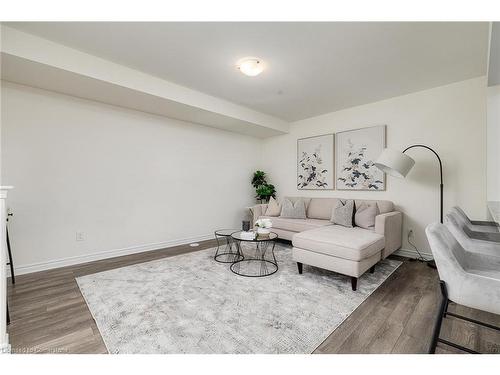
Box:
335, 125, 386, 191
297, 134, 335, 190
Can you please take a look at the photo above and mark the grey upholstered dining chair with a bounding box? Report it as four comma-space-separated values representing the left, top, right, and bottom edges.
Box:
450, 206, 499, 233
444, 213, 500, 257
425, 222, 500, 353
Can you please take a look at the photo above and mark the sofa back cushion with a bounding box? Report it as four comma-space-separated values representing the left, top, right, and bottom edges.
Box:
307, 198, 340, 220
304, 198, 394, 219
355, 199, 394, 214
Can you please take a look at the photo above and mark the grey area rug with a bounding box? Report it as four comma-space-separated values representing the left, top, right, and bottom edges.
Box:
76, 243, 401, 354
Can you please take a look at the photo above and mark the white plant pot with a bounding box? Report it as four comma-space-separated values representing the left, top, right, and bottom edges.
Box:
257, 227, 271, 235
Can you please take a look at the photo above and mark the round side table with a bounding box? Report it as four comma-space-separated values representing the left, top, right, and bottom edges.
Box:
230, 231, 278, 277
214, 229, 244, 263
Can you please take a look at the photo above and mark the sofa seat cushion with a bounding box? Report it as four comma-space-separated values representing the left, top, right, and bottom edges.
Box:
292, 225, 385, 261
259, 216, 331, 233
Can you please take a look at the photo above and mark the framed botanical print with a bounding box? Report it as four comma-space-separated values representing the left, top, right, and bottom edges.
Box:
335, 125, 386, 190
297, 134, 334, 190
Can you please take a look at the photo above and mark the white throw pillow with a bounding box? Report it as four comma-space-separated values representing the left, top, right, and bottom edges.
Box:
265, 197, 282, 216
354, 202, 379, 229
280, 198, 306, 219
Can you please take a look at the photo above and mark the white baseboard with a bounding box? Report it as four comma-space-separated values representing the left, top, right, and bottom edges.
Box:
10, 234, 214, 276
9, 240, 431, 277
394, 248, 433, 260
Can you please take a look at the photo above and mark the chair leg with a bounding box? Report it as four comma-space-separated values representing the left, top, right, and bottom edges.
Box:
351, 277, 357, 291
443, 297, 449, 318
297, 262, 303, 274
370, 265, 375, 273
6, 226, 15, 284
429, 281, 448, 354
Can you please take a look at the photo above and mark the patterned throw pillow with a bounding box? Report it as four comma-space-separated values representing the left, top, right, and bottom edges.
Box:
280, 198, 306, 219
265, 197, 282, 216
330, 199, 354, 227
354, 202, 379, 229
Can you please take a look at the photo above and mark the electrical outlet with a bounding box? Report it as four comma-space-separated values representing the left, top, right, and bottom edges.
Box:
76, 232, 85, 241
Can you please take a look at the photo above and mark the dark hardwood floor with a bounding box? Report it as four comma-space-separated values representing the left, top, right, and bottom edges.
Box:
6, 240, 500, 354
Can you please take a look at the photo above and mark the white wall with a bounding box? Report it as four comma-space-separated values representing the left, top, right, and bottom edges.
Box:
487, 85, 500, 201
262, 77, 487, 254
1, 82, 262, 273
0, 76, 489, 271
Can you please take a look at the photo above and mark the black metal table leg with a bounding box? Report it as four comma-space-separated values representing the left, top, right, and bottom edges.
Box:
214, 230, 243, 263
230, 238, 278, 277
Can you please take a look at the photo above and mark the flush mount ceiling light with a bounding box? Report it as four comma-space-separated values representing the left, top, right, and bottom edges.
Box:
236, 57, 264, 77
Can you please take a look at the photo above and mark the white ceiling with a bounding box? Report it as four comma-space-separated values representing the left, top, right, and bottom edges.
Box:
6, 22, 489, 121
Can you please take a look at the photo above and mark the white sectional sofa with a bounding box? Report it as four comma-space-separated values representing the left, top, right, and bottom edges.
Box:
250, 197, 402, 290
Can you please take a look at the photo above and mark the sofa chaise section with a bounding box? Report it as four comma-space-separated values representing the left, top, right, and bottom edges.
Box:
249, 197, 403, 290
293, 226, 385, 291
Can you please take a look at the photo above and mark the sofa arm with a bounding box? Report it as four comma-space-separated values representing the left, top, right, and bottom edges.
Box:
248, 204, 268, 225
375, 211, 402, 258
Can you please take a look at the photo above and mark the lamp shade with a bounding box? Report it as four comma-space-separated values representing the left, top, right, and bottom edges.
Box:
374, 148, 415, 178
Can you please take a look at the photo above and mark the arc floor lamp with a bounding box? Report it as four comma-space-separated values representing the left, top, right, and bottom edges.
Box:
374, 145, 443, 268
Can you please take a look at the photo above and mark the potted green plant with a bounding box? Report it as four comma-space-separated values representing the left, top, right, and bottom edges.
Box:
251, 170, 267, 189
255, 184, 276, 202
251, 171, 276, 203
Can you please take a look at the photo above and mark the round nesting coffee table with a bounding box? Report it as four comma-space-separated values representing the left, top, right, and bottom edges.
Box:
230, 231, 278, 277
214, 229, 243, 263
